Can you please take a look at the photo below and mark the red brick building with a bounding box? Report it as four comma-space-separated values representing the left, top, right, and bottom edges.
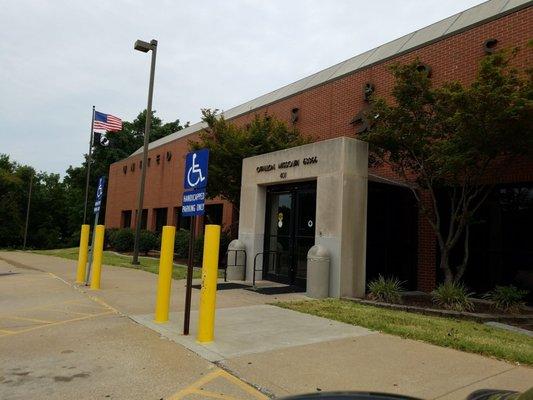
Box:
106, 0, 532, 294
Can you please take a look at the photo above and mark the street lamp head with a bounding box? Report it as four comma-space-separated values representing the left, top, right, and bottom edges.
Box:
134, 39, 156, 53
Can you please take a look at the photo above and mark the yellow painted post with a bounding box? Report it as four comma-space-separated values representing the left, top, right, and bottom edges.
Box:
90, 225, 105, 290
76, 224, 90, 284
197, 224, 221, 343
154, 225, 176, 323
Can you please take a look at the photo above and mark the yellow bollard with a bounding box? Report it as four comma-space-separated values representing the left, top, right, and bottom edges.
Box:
154, 226, 176, 323
76, 224, 90, 284
90, 225, 105, 290
197, 224, 221, 343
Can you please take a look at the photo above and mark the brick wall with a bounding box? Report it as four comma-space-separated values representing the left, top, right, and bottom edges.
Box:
105, 6, 532, 291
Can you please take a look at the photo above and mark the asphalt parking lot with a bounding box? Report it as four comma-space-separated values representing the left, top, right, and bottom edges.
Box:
1, 252, 532, 400
0, 257, 266, 400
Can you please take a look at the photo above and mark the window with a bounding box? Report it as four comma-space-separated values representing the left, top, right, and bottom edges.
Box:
154, 208, 168, 233
135, 209, 148, 230
174, 206, 191, 231
204, 204, 223, 226
121, 210, 132, 228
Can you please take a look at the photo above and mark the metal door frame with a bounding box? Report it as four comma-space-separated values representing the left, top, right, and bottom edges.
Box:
263, 181, 316, 286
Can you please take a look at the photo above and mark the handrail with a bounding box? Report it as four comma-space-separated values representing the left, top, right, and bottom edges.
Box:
253, 251, 278, 288
224, 249, 247, 281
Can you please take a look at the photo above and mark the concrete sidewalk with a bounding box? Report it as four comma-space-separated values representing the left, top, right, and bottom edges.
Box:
1, 251, 532, 399
132, 305, 373, 362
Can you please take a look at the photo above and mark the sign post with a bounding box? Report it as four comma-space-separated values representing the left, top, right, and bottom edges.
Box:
182, 149, 208, 335
85, 176, 106, 285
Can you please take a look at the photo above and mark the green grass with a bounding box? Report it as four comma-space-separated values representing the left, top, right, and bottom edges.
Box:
32, 247, 202, 280
276, 299, 533, 365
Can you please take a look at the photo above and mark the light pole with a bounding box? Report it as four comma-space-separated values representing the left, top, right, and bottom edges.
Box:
22, 172, 34, 250
132, 38, 157, 265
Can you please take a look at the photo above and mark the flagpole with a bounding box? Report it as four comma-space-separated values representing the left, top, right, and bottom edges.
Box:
83, 106, 96, 225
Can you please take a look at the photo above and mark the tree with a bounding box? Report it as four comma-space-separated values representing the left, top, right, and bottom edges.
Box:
360, 50, 532, 284
190, 109, 309, 208
63, 110, 188, 226
0, 110, 185, 249
0, 155, 70, 248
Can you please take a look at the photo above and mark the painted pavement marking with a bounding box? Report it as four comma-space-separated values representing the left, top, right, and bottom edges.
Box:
168, 368, 268, 400
0, 271, 118, 338
0, 311, 114, 337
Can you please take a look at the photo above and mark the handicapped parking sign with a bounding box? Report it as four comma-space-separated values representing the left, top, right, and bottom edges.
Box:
94, 176, 106, 214
184, 149, 209, 190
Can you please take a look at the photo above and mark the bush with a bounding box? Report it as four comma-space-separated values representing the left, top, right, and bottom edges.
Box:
194, 234, 204, 266
174, 229, 191, 258
431, 282, 474, 312
193, 229, 232, 267
367, 275, 404, 303
105, 228, 119, 249
484, 285, 529, 313
112, 228, 135, 252
219, 230, 232, 262
139, 230, 158, 255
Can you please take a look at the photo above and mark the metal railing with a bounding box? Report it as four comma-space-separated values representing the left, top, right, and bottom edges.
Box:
253, 251, 278, 288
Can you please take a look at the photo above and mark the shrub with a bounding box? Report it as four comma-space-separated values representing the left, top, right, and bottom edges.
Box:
174, 229, 191, 258
367, 275, 404, 303
194, 234, 204, 266
192, 229, 232, 267
139, 230, 158, 255
105, 228, 119, 249
219, 230, 232, 261
112, 228, 135, 252
431, 282, 474, 312
484, 285, 529, 313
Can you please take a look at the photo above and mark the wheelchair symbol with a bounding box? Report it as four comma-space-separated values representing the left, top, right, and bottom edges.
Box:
187, 153, 206, 188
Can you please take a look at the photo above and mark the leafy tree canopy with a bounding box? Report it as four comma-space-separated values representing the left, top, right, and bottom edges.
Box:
190, 109, 309, 208
64, 110, 188, 227
0, 110, 184, 249
360, 49, 532, 283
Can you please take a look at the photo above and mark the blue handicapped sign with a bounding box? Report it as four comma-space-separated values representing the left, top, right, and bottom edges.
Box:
184, 149, 209, 190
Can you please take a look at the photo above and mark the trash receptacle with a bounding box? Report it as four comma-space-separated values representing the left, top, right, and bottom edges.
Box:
226, 239, 246, 280
306, 245, 330, 298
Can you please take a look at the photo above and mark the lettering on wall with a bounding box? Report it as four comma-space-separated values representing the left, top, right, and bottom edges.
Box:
123, 151, 173, 175
256, 156, 318, 178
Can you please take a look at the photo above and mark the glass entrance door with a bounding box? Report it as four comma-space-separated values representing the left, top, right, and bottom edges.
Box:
264, 182, 316, 287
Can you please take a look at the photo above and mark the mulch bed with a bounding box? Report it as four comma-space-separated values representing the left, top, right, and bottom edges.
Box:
400, 292, 531, 315
345, 293, 533, 332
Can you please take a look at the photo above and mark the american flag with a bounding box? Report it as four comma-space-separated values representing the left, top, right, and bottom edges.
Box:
93, 111, 122, 132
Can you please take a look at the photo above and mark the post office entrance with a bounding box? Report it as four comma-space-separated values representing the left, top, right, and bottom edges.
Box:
263, 181, 317, 287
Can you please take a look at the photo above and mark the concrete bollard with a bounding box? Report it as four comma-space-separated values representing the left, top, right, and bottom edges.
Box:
197, 224, 221, 343
226, 239, 246, 280
154, 226, 176, 323
76, 224, 90, 284
306, 244, 330, 298
90, 225, 105, 290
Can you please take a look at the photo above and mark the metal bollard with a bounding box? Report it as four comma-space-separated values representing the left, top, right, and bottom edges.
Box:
90, 225, 105, 290
76, 224, 90, 284
154, 226, 176, 323
197, 224, 221, 343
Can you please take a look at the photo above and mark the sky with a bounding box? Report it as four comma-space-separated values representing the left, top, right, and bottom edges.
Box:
0, 0, 485, 175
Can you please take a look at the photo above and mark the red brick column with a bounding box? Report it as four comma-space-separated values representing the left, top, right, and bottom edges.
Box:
417, 190, 437, 292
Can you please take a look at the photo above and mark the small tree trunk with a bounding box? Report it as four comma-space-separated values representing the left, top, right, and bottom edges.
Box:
454, 224, 470, 283
439, 249, 454, 284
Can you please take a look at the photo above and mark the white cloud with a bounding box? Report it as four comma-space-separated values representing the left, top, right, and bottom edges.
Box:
0, 0, 484, 174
